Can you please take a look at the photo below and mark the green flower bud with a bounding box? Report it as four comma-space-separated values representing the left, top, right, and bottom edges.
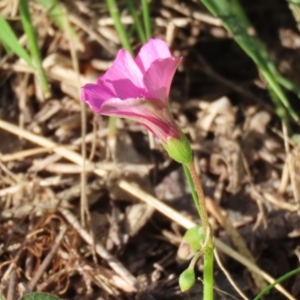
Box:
177, 226, 204, 262
179, 268, 196, 292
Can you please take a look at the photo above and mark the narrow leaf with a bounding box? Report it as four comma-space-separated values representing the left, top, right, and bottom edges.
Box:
19, 0, 50, 97
0, 13, 33, 67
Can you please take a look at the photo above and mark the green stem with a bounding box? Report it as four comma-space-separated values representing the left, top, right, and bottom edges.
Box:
184, 162, 214, 300
203, 248, 214, 300
108, 115, 117, 139
185, 162, 210, 239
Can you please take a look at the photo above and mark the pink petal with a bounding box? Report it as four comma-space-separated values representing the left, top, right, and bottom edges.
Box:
135, 39, 173, 73
143, 57, 182, 102
81, 83, 114, 112
99, 98, 180, 142
99, 49, 146, 99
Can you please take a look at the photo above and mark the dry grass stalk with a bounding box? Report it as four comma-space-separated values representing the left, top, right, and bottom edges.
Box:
214, 249, 249, 300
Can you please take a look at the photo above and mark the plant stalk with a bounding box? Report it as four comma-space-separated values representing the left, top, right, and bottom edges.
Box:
203, 248, 214, 300
185, 162, 210, 240
185, 161, 214, 300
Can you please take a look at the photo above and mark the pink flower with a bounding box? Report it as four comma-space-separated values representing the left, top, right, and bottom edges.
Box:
81, 38, 182, 143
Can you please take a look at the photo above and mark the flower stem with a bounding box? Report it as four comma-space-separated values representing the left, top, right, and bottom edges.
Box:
182, 164, 201, 217
203, 248, 214, 300
185, 162, 210, 240
185, 161, 214, 300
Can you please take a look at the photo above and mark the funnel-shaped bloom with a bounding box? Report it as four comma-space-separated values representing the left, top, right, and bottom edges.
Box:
81, 39, 182, 143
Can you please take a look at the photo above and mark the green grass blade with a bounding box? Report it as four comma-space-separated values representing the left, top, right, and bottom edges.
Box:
141, 0, 151, 40
105, 0, 133, 54
0, 13, 33, 67
287, 0, 300, 30
105, 0, 133, 141
276, 74, 300, 97
126, 0, 147, 43
19, 0, 50, 98
254, 267, 300, 300
200, 0, 299, 121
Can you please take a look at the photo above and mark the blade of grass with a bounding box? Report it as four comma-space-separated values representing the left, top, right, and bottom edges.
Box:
19, 0, 50, 98
126, 0, 147, 43
285, 0, 300, 97
276, 74, 300, 97
105, 0, 133, 145
105, 0, 133, 53
254, 267, 300, 300
141, 0, 151, 40
287, 0, 300, 31
200, 0, 299, 122
0, 13, 33, 68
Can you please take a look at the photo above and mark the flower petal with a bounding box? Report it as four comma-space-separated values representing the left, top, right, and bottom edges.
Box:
99, 98, 180, 142
135, 39, 173, 73
143, 57, 182, 102
98, 49, 146, 99
81, 83, 114, 112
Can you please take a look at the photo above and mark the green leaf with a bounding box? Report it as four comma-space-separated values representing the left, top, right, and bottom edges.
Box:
19, 0, 50, 97
179, 268, 196, 292
0, 13, 33, 67
20, 292, 63, 300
